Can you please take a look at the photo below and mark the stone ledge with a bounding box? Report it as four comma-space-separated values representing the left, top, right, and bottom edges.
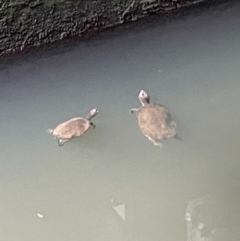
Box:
0, 0, 230, 59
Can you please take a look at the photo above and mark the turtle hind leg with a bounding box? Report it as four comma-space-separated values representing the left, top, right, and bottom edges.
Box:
153, 141, 163, 147
148, 136, 163, 147
174, 133, 183, 141
131, 108, 138, 114
90, 122, 96, 129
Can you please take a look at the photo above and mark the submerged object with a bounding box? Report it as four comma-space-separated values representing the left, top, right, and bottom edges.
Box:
47, 108, 98, 146
111, 199, 126, 221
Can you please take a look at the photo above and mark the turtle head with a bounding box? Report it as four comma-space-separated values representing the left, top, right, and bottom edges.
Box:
86, 108, 98, 120
139, 90, 150, 106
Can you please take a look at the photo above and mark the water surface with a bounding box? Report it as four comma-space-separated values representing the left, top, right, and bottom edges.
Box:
1, 2, 240, 240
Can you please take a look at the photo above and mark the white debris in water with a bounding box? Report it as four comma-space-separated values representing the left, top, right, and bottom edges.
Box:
211, 228, 216, 235
37, 213, 44, 218
185, 212, 191, 222
197, 222, 204, 230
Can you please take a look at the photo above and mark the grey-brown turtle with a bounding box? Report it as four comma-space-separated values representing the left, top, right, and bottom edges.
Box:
47, 108, 98, 146
131, 90, 181, 147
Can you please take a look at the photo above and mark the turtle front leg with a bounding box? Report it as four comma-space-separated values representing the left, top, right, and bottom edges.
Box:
90, 122, 96, 129
58, 139, 64, 146
58, 139, 68, 146
131, 108, 138, 114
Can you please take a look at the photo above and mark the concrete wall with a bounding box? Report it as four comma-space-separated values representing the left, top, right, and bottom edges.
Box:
0, 0, 227, 59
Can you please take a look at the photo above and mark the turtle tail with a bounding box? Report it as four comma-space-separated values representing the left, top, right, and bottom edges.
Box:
47, 129, 53, 134
174, 133, 183, 141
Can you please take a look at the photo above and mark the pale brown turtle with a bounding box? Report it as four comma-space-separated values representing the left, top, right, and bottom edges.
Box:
47, 108, 98, 146
131, 90, 181, 147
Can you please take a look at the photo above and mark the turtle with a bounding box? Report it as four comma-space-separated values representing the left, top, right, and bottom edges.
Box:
47, 108, 98, 146
131, 90, 181, 147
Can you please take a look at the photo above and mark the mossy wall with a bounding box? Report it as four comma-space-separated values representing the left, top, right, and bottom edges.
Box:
0, 0, 227, 59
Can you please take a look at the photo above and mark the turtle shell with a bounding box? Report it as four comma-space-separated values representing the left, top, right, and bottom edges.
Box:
52, 117, 90, 139
136, 103, 177, 142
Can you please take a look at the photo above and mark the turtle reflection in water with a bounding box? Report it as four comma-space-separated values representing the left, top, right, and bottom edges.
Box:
131, 90, 181, 147
48, 108, 98, 146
